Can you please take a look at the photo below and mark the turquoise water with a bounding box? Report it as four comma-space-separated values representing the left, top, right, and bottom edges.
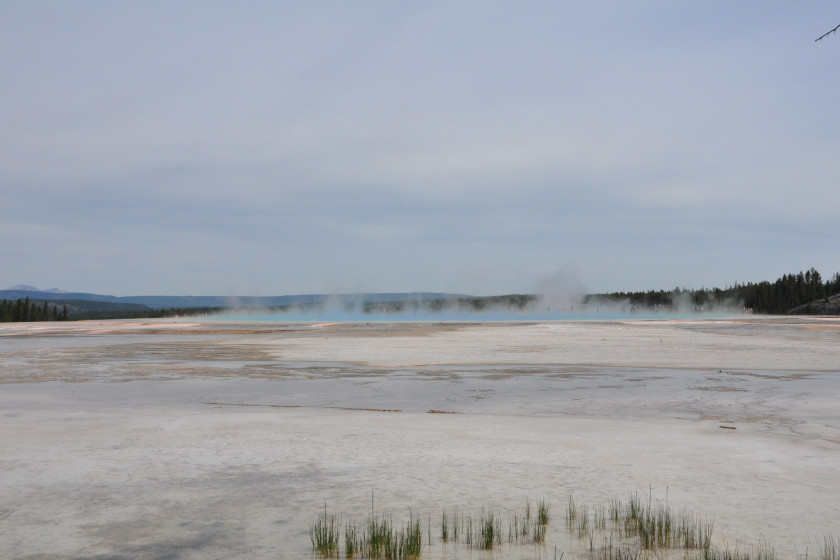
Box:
207, 308, 742, 323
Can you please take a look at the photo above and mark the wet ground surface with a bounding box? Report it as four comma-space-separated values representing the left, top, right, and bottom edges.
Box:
1, 317, 839, 559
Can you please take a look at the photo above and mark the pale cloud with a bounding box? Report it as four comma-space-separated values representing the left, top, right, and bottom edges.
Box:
1, 1, 838, 295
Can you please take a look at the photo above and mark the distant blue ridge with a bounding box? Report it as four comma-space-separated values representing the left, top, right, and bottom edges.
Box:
0, 289, 467, 310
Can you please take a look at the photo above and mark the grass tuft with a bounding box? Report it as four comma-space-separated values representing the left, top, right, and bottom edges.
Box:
567, 495, 578, 527
815, 534, 840, 560
310, 492, 827, 560
477, 509, 501, 549
538, 497, 551, 526
310, 504, 340, 557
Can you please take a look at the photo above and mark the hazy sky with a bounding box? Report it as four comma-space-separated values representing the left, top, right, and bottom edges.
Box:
2, 1, 839, 296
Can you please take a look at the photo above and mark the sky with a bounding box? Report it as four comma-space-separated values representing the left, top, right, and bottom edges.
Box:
2, 1, 839, 297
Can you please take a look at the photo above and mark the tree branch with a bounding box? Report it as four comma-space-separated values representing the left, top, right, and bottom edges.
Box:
815, 23, 840, 42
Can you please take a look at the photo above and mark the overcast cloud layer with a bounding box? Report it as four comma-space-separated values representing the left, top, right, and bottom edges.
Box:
2, 1, 839, 296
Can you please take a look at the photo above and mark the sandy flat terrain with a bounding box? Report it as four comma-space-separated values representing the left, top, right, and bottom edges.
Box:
1, 317, 838, 559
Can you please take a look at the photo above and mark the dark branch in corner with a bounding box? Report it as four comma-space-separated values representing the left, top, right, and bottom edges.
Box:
816, 23, 840, 42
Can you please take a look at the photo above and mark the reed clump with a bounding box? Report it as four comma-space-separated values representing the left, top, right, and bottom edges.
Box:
310, 493, 837, 560
604, 491, 711, 551
567, 494, 578, 528
815, 534, 840, 560
538, 497, 551, 526
311, 504, 340, 557
322, 499, 422, 560
478, 509, 501, 549
338, 513, 422, 559
311, 497, 553, 557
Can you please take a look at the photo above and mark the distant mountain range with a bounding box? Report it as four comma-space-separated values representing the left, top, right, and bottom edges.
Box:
6, 284, 69, 293
0, 285, 466, 310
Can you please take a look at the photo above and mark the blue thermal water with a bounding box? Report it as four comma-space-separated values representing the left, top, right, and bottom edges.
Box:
207, 308, 740, 323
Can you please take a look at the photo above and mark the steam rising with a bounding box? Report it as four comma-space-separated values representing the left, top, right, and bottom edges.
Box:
211, 273, 747, 322
534, 268, 587, 314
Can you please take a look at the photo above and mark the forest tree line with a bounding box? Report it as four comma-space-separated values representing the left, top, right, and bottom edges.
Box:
735, 268, 839, 313
591, 267, 840, 314
67, 306, 222, 320
0, 296, 221, 322
0, 297, 68, 322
